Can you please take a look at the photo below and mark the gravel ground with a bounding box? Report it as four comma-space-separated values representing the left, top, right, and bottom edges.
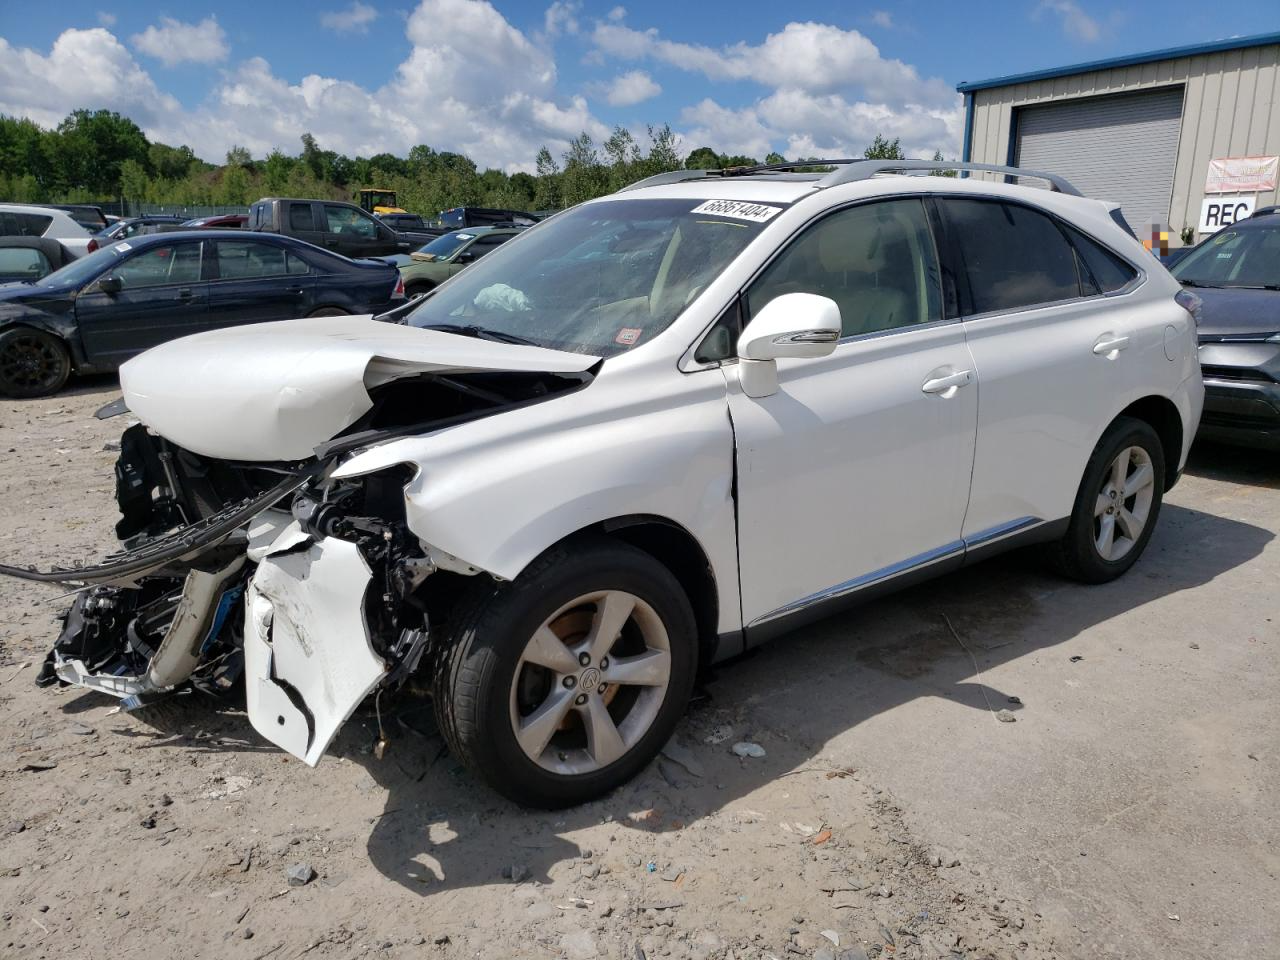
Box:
0, 379, 1274, 960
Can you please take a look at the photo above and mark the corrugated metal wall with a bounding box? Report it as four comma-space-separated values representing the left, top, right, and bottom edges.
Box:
968, 42, 1280, 240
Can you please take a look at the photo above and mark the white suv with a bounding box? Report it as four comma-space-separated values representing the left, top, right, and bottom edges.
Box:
0, 203, 97, 258
7, 161, 1203, 808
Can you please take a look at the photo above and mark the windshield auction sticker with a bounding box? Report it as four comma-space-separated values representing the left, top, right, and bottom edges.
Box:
689, 200, 782, 223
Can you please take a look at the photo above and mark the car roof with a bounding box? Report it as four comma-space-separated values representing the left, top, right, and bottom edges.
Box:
0, 202, 79, 219
110, 229, 296, 245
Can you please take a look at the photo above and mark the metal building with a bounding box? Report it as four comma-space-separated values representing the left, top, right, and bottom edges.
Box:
958, 32, 1280, 244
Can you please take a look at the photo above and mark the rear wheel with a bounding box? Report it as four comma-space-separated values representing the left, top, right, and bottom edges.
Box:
306, 306, 349, 318
405, 282, 435, 299
1050, 416, 1165, 583
433, 537, 697, 808
0, 327, 71, 398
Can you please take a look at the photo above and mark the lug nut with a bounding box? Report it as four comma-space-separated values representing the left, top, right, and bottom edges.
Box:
575, 693, 588, 706
578, 652, 591, 666
563, 676, 576, 688
598, 684, 607, 694
599, 657, 609, 670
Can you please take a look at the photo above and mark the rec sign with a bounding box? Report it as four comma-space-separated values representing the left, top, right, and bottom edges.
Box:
1198, 196, 1255, 234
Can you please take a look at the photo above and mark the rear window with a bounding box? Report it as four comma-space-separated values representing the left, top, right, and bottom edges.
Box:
944, 199, 1082, 314
0, 212, 53, 237
215, 241, 309, 279
1064, 226, 1138, 294
0, 247, 52, 279
289, 204, 315, 231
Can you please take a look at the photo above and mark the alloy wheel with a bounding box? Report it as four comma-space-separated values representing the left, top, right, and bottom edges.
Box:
1093, 445, 1155, 562
509, 590, 671, 775
0, 333, 62, 393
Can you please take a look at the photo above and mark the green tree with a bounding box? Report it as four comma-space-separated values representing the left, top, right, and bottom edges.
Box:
641, 124, 681, 176
684, 146, 720, 170
149, 142, 197, 179
930, 149, 957, 177
561, 133, 606, 205
225, 145, 252, 167
764, 151, 787, 166
263, 149, 295, 194
118, 158, 150, 204
863, 134, 904, 160
533, 145, 562, 209
54, 109, 150, 195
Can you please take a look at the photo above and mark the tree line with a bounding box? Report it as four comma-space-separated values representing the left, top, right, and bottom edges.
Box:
0, 109, 942, 217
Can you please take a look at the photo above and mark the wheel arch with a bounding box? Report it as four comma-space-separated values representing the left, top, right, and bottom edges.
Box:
1115, 394, 1183, 489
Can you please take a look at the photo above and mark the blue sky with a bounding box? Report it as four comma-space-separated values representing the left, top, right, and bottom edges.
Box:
1, 1, 1276, 170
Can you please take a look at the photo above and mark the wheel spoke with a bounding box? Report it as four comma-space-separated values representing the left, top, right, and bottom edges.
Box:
515, 688, 574, 760
1094, 493, 1111, 517
522, 625, 580, 673
1110, 449, 1129, 490
1123, 463, 1154, 499
581, 693, 626, 767
606, 648, 670, 687
586, 591, 634, 662
1096, 514, 1116, 559
1116, 507, 1143, 541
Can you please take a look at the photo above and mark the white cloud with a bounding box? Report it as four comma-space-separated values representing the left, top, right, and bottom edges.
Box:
131, 16, 229, 66
603, 69, 660, 106
1036, 0, 1102, 42
97, 11, 117, 27
606, 6, 626, 21
543, 1, 580, 37
870, 11, 893, 29
320, 2, 379, 35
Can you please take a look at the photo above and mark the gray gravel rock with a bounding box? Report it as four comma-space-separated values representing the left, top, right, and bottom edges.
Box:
286, 863, 316, 886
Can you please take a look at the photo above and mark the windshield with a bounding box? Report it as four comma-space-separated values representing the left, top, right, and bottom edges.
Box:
1172, 224, 1280, 288
415, 231, 474, 260
405, 198, 779, 356
35, 243, 129, 288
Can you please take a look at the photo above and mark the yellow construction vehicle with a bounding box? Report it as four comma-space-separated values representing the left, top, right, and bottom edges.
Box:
356, 188, 405, 215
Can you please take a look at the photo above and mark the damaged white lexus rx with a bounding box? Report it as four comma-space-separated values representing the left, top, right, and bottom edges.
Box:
3, 160, 1203, 808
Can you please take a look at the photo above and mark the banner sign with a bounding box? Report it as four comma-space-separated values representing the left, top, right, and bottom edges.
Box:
1205, 156, 1278, 194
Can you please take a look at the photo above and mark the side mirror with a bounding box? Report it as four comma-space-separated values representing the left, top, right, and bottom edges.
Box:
736, 292, 841, 398
97, 275, 122, 295
456, 251, 476, 263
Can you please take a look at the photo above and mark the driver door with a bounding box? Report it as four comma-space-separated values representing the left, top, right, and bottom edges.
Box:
726, 198, 979, 632
74, 241, 209, 366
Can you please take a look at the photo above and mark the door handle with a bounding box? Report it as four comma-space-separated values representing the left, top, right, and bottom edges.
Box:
921, 369, 974, 397
285, 287, 304, 296
1093, 335, 1129, 356
176, 288, 193, 301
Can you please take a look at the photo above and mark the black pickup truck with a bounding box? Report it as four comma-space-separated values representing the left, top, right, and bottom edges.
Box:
249, 198, 415, 258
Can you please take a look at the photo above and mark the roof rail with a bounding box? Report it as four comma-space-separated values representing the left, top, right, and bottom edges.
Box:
818, 160, 1082, 196
618, 160, 849, 192
618, 169, 718, 192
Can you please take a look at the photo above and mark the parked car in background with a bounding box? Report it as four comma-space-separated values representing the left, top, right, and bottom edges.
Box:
0, 203, 97, 258
4, 160, 1202, 808
182, 214, 248, 229
1171, 209, 1280, 449
36, 204, 109, 233
249, 197, 411, 258
376, 212, 444, 245
96, 215, 187, 244
0, 230, 404, 397
438, 206, 538, 229
0, 237, 75, 282
399, 225, 523, 296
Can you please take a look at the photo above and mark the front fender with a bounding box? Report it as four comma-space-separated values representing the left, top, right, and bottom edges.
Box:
332, 370, 742, 633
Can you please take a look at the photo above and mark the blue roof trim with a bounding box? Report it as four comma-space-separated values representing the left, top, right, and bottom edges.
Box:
956, 31, 1280, 92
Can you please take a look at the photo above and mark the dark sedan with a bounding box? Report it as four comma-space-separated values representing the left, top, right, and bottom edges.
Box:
1171, 211, 1280, 449
0, 231, 404, 397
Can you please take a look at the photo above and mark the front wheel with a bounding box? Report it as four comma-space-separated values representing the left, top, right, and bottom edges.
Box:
306, 306, 349, 318
0, 327, 71, 398
433, 537, 697, 808
1049, 416, 1165, 583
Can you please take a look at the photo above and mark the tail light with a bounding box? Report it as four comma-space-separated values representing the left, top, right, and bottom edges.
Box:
87, 238, 98, 253
1175, 289, 1201, 326
392, 275, 405, 299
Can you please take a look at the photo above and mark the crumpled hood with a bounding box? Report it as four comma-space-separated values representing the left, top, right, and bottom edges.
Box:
120, 315, 598, 462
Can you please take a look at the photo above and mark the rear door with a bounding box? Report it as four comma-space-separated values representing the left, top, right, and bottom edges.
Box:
74, 240, 209, 365
283, 202, 330, 251
323, 204, 390, 258
938, 197, 1142, 540
206, 239, 315, 328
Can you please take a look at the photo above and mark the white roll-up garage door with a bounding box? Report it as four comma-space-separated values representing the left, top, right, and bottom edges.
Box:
1015, 87, 1184, 230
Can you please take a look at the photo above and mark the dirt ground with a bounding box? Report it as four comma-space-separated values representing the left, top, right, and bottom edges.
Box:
0, 379, 1275, 960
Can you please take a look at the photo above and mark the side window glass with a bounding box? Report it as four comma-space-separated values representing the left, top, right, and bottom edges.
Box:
289, 204, 315, 231
944, 199, 1081, 314
1063, 225, 1138, 294
111, 243, 202, 288
286, 253, 310, 276
216, 241, 291, 279
745, 198, 943, 337
0, 248, 51, 278
18, 214, 53, 236
325, 205, 377, 238
694, 297, 743, 363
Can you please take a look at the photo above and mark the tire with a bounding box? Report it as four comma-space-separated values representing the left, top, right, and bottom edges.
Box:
1049, 416, 1165, 583
433, 535, 698, 808
405, 282, 435, 299
306, 306, 349, 318
0, 327, 72, 398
